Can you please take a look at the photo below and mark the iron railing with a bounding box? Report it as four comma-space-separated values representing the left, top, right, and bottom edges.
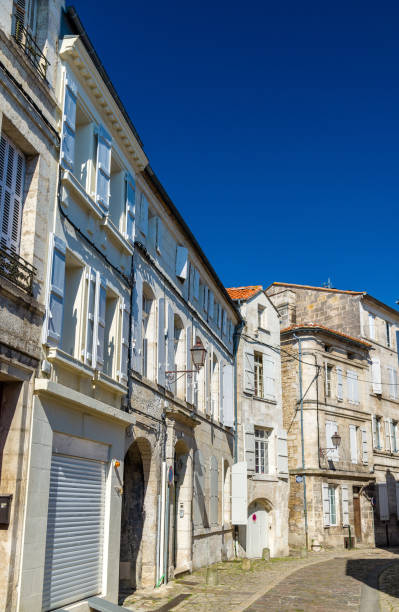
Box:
12, 19, 49, 79
0, 244, 36, 295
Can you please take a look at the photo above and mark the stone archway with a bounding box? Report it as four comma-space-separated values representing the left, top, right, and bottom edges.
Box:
119, 437, 157, 593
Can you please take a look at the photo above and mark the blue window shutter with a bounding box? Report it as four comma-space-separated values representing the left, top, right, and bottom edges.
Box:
60, 72, 77, 170
209, 291, 214, 319
46, 235, 66, 346
132, 270, 143, 374
156, 217, 163, 253
119, 299, 129, 383
125, 172, 135, 243
176, 246, 188, 280
84, 268, 96, 366
186, 324, 193, 403
157, 297, 165, 386
139, 192, 148, 236
96, 126, 112, 212
95, 274, 107, 369
193, 268, 200, 299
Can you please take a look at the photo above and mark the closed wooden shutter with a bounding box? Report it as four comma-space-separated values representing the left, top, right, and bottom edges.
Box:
60, 72, 77, 171
276, 427, 288, 475
378, 483, 389, 520
244, 350, 255, 393
244, 424, 255, 473
263, 356, 275, 399
231, 462, 247, 525
0, 134, 25, 253
95, 126, 112, 212
210, 456, 218, 525
42, 454, 106, 611
46, 235, 66, 347
219, 360, 224, 423
341, 485, 349, 526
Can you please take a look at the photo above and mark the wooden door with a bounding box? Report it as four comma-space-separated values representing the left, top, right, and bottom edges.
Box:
353, 494, 362, 541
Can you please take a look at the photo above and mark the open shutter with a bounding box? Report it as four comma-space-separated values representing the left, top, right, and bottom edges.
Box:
125, 173, 135, 243
60, 72, 77, 171
222, 363, 234, 427
393, 370, 398, 400
95, 274, 106, 369
95, 126, 112, 212
157, 297, 165, 386
341, 485, 349, 526
222, 309, 227, 335
167, 302, 175, 386
193, 268, 200, 299
210, 456, 218, 525
336, 367, 343, 400
276, 428, 288, 475
378, 483, 389, 520
361, 427, 368, 464
132, 270, 143, 374
322, 482, 330, 526
349, 425, 357, 463
396, 482, 399, 519
264, 356, 275, 398
193, 450, 206, 527
83, 268, 96, 365
384, 418, 391, 451
217, 304, 222, 328
155, 217, 162, 253
244, 350, 255, 393
118, 299, 129, 383
372, 358, 382, 394
219, 361, 224, 423
0, 135, 25, 253
46, 235, 66, 347
231, 462, 247, 525
186, 325, 192, 403
347, 370, 353, 402
244, 424, 255, 473
209, 291, 214, 318
138, 192, 148, 236
204, 286, 209, 312
176, 246, 188, 280
372, 415, 378, 448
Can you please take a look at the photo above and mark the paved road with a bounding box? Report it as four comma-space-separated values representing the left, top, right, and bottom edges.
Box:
246, 555, 398, 612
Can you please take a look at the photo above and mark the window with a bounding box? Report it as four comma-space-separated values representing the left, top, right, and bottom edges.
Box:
254, 352, 264, 398
61, 252, 83, 358
349, 424, 358, 464
391, 421, 398, 453
211, 353, 219, 420
386, 321, 391, 347
388, 367, 398, 400
258, 306, 267, 329
328, 485, 338, 525
373, 416, 382, 449
73, 103, 95, 191
255, 428, 270, 474
138, 192, 149, 236
12, 0, 49, 79
103, 289, 118, 377
347, 370, 359, 404
368, 313, 376, 340
325, 364, 333, 397
176, 245, 188, 281
0, 134, 25, 253
336, 367, 343, 400
142, 287, 155, 380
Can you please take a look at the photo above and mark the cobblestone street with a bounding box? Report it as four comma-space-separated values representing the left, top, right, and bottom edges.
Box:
122, 548, 399, 612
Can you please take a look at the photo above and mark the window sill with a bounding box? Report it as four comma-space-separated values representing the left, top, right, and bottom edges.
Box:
251, 474, 278, 482
47, 347, 94, 378
101, 215, 133, 255
253, 395, 277, 405
61, 170, 103, 220
94, 370, 127, 396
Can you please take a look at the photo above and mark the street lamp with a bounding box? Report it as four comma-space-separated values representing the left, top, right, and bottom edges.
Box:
165, 339, 207, 379
319, 430, 342, 459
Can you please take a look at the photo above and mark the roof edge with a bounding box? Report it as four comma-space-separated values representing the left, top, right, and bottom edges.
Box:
281, 324, 372, 348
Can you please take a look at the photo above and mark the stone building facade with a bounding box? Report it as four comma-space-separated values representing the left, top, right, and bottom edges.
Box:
0, 1, 63, 610
267, 282, 399, 549
226, 286, 289, 558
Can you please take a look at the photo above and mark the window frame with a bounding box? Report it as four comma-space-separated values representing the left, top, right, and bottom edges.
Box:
254, 352, 264, 398
254, 427, 270, 475
328, 484, 338, 526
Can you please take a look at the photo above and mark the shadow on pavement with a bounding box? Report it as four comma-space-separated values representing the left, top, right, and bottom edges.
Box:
346, 552, 399, 599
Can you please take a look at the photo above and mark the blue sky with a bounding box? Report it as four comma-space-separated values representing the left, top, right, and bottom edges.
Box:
73, 1, 399, 306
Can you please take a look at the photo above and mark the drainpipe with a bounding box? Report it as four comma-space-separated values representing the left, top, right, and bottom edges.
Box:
293, 333, 309, 550
233, 319, 245, 463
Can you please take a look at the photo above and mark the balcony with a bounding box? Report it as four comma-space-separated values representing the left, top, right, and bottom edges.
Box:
0, 244, 36, 295
12, 19, 49, 79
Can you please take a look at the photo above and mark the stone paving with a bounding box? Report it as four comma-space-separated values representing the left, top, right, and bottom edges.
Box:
121, 548, 399, 611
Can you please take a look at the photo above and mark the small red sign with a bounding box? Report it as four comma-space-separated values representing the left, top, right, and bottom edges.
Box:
252, 513, 257, 521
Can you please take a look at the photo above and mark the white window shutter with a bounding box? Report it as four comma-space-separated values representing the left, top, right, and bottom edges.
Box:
167, 302, 175, 375
193, 268, 200, 299
193, 450, 206, 527
132, 270, 143, 374
263, 356, 275, 399
346, 370, 353, 402
384, 418, 391, 451
394, 370, 398, 401
95, 274, 106, 369
222, 309, 227, 335
389, 418, 395, 452
337, 367, 343, 400
361, 427, 368, 464
231, 462, 248, 525
341, 485, 349, 526
396, 482, 399, 519
186, 325, 192, 403
0, 134, 25, 253
209, 291, 214, 318
378, 483, 389, 520
372, 358, 382, 394
244, 424, 255, 473
210, 456, 218, 525
349, 425, 357, 463
222, 363, 234, 427
46, 234, 66, 347
219, 360, 224, 423
60, 72, 77, 171
372, 415, 378, 448
244, 350, 255, 393
354, 372, 359, 403
139, 193, 148, 236
156, 217, 162, 253
118, 299, 129, 383
95, 126, 112, 212
176, 246, 188, 280
125, 172, 135, 243
157, 297, 165, 386
276, 428, 288, 475
322, 482, 330, 526
84, 268, 96, 366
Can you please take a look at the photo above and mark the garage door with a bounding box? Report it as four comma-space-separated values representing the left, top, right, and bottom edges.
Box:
42, 453, 107, 611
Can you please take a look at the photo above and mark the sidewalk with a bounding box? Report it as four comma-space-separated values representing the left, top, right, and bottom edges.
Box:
379, 560, 399, 612
121, 547, 396, 612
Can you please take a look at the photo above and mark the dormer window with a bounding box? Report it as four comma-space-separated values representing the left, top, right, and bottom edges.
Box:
258, 305, 267, 329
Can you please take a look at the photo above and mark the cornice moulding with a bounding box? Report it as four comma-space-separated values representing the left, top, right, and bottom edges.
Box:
59, 36, 148, 173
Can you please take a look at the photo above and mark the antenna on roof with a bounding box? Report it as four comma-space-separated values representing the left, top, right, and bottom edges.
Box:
322, 278, 333, 289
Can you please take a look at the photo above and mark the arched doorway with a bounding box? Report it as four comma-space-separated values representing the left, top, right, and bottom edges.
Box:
119, 438, 152, 593
246, 500, 270, 559
172, 440, 192, 573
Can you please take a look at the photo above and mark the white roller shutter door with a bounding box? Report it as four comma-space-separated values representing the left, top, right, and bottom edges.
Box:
43, 454, 106, 611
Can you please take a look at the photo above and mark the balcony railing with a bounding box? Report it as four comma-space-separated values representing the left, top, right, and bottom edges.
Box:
12, 19, 49, 79
0, 244, 36, 295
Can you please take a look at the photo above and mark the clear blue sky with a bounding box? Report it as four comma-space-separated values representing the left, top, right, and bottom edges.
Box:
73, 1, 399, 307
